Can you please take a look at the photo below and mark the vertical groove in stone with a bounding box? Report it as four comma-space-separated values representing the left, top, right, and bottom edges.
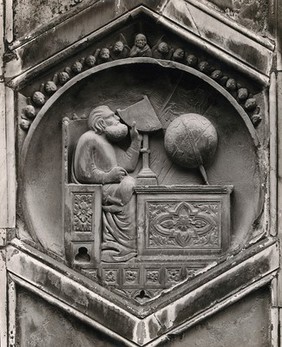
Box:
269, 72, 277, 236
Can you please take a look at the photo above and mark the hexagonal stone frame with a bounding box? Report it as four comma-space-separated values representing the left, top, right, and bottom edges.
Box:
11, 4, 277, 346
17, 59, 277, 345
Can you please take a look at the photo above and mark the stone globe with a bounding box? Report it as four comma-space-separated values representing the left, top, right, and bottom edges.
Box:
164, 113, 218, 169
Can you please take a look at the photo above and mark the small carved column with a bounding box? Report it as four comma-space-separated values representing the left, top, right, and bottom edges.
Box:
137, 133, 158, 185
117, 95, 161, 185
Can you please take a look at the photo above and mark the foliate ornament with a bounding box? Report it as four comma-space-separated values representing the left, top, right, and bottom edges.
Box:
72, 193, 93, 232
244, 97, 257, 111
167, 268, 182, 282
198, 61, 210, 73
186, 54, 198, 67
24, 105, 36, 119
20, 104, 36, 131
44, 81, 57, 95
85, 55, 96, 67
172, 48, 185, 62
152, 41, 172, 59
135, 185, 232, 259
23, 31, 261, 133
238, 87, 249, 101
58, 71, 70, 85
226, 78, 237, 91
210, 69, 223, 80
146, 270, 159, 283
20, 117, 32, 131
148, 201, 219, 249
104, 270, 118, 285
219, 75, 229, 86
124, 270, 139, 284
250, 113, 262, 126
32, 91, 45, 106
71, 61, 83, 74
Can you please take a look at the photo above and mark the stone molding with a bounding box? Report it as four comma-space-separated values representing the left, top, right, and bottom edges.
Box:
0, 1, 280, 345
20, 58, 260, 155
5, 4, 273, 88
6, 240, 278, 345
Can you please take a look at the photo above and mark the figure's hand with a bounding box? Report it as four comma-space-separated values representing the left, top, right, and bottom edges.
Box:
107, 166, 127, 182
130, 121, 142, 142
106, 195, 123, 206
102, 205, 123, 214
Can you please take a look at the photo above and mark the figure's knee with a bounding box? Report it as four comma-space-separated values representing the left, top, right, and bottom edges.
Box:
122, 175, 136, 190
116, 175, 136, 204
102, 183, 119, 205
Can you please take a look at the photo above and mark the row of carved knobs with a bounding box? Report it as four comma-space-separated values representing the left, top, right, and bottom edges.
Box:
20, 36, 261, 130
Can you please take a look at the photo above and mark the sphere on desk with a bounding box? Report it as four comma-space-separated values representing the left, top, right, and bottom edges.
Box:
164, 113, 218, 168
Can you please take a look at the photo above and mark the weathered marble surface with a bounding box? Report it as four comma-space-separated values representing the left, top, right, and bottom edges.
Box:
16, 285, 271, 347
0, 0, 280, 346
198, 0, 270, 34
162, 286, 271, 347
21, 61, 263, 257
17, 286, 128, 347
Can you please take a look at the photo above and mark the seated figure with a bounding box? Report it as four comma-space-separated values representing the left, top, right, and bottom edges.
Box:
129, 33, 152, 57
73, 105, 142, 262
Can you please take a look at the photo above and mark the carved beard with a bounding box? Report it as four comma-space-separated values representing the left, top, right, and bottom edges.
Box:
104, 123, 128, 142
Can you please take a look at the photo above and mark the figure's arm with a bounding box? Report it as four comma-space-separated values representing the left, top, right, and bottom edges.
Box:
89, 166, 109, 184
143, 45, 152, 57
91, 166, 127, 184
76, 164, 127, 184
119, 122, 142, 172
74, 133, 127, 184
129, 46, 139, 57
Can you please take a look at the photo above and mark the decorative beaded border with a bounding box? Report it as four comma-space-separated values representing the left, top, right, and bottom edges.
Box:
20, 33, 261, 131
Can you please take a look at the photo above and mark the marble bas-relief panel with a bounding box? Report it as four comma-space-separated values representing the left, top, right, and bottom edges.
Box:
6, 0, 275, 341
15, 22, 267, 333
20, 54, 263, 307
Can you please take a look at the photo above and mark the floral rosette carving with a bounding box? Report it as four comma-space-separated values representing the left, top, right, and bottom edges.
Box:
149, 201, 220, 248
73, 193, 93, 231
